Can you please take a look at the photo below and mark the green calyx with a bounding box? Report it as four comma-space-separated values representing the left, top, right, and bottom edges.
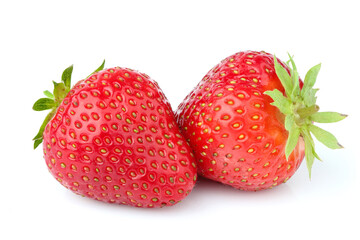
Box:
264, 54, 347, 178
32, 60, 106, 149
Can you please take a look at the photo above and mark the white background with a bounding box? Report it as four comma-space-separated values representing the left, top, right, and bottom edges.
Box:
1, 0, 359, 239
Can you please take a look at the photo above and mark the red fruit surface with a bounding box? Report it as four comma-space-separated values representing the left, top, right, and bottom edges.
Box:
176, 51, 305, 191
42, 67, 197, 207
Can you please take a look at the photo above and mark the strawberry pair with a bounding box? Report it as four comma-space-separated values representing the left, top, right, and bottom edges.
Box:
33, 51, 346, 208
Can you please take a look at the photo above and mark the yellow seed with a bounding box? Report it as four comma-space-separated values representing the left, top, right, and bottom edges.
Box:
248, 148, 255, 153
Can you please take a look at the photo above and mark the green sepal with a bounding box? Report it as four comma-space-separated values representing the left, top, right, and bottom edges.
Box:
33, 110, 56, 149
308, 125, 343, 149
53, 81, 67, 102
285, 124, 300, 160
33, 98, 56, 111
61, 65, 73, 90
43, 90, 54, 99
274, 55, 293, 97
302, 130, 315, 179
302, 63, 321, 98
310, 112, 347, 123
34, 139, 43, 149
303, 88, 319, 107
287, 53, 300, 98
264, 89, 292, 115
284, 114, 295, 131
87, 59, 106, 78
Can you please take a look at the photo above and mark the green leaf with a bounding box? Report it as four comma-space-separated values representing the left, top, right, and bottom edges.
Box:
34, 139, 43, 149
43, 90, 54, 99
310, 112, 347, 123
312, 149, 322, 162
287, 53, 300, 97
284, 114, 295, 131
303, 88, 318, 107
61, 65, 73, 90
53, 81, 67, 101
87, 59, 106, 78
302, 130, 316, 179
93, 59, 105, 73
302, 63, 321, 97
264, 89, 292, 115
308, 124, 343, 149
274, 56, 293, 97
285, 124, 300, 160
33, 110, 56, 149
32, 98, 55, 111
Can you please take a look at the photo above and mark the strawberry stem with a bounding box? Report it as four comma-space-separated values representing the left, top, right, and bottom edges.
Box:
264, 54, 346, 177
296, 105, 319, 119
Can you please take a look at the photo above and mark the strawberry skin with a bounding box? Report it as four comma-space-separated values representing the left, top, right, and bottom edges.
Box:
176, 51, 305, 191
37, 66, 197, 207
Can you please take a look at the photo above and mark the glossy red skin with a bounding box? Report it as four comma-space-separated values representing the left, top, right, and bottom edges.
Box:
43, 67, 197, 207
176, 51, 305, 191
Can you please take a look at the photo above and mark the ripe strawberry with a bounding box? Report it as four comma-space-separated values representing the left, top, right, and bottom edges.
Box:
176, 50, 346, 191
33, 62, 197, 207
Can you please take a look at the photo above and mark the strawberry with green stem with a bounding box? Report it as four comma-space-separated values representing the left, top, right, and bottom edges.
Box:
33, 61, 197, 207
176, 51, 346, 190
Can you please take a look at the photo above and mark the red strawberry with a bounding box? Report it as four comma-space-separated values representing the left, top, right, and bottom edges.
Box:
33, 62, 197, 207
175, 50, 346, 191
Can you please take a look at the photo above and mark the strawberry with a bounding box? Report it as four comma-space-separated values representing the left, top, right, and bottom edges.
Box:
175, 50, 346, 191
33, 62, 197, 207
